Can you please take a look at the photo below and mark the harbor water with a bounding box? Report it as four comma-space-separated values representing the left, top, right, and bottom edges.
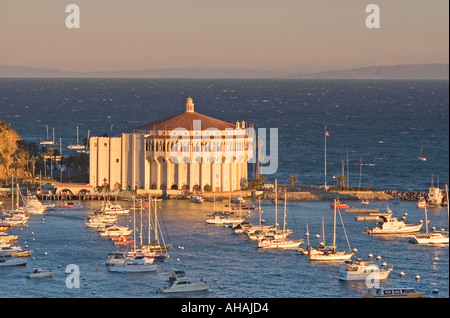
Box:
1, 199, 448, 298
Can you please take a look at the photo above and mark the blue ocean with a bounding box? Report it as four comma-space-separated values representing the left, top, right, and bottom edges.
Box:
1, 78, 448, 190
0, 79, 448, 300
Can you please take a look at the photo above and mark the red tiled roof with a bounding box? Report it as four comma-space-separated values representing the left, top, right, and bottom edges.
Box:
134, 111, 236, 132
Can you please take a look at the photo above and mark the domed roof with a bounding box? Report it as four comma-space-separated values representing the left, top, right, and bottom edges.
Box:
134, 98, 236, 132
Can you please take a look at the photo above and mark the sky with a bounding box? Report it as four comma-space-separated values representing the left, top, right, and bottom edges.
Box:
0, 0, 448, 73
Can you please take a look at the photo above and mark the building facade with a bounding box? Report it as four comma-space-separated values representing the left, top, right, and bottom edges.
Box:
89, 98, 254, 192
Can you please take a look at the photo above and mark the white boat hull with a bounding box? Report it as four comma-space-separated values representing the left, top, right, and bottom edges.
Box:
0, 257, 28, 267
258, 239, 302, 249
159, 283, 210, 294
339, 268, 393, 281
409, 233, 449, 245
366, 223, 422, 235
108, 264, 157, 273
206, 217, 244, 225
309, 251, 354, 262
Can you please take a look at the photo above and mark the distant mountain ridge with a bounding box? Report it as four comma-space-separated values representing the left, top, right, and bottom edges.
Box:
0, 63, 448, 79
294, 63, 449, 80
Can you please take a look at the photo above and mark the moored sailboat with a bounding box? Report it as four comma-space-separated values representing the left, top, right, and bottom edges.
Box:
257, 190, 303, 250
409, 186, 449, 245
309, 199, 356, 262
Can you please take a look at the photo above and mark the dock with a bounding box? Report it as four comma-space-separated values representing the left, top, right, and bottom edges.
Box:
345, 208, 379, 213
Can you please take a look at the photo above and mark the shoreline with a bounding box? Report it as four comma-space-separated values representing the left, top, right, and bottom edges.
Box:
0, 183, 431, 203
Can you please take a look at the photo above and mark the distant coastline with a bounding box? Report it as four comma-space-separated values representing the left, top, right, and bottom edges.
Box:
0, 63, 448, 80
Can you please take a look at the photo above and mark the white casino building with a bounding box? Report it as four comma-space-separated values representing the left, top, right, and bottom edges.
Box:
89, 98, 254, 193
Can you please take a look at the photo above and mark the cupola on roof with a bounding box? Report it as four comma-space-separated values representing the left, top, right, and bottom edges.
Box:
134, 98, 237, 131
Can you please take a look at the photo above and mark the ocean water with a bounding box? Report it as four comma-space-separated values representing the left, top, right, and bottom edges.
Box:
0, 79, 449, 300
1, 78, 448, 190
1, 199, 449, 298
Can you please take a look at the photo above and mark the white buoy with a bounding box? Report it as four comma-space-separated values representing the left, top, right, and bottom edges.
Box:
400, 272, 405, 277
415, 275, 420, 280
432, 288, 439, 294
368, 253, 373, 258
315, 234, 320, 239
376, 255, 382, 260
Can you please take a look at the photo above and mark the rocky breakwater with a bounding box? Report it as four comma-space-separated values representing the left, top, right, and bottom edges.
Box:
261, 185, 394, 201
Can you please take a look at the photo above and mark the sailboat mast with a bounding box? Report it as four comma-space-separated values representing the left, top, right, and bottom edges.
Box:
424, 203, 429, 236
148, 194, 151, 244
333, 199, 337, 251
140, 200, 143, 246
324, 126, 327, 190
306, 223, 310, 246
283, 190, 287, 233
446, 184, 449, 229
133, 196, 136, 249
274, 179, 278, 231
258, 197, 262, 227
322, 217, 325, 246
154, 198, 159, 244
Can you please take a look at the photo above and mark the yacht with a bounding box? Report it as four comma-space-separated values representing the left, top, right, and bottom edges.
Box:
364, 215, 422, 235
0, 254, 28, 267
26, 268, 53, 279
189, 196, 204, 203
158, 271, 209, 294
205, 212, 244, 225
108, 256, 157, 273
364, 286, 423, 298
338, 258, 393, 281
98, 225, 133, 238
101, 201, 130, 214
257, 236, 303, 249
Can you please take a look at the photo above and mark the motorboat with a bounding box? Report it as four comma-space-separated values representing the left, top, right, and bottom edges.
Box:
257, 236, 303, 249
205, 213, 244, 225
338, 258, 393, 281
24, 195, 47, 214
107, 256, 157, 273
230, 197, 245, 204
98, 225, 133, 238
101, 201, 130, 214
158, 271, 209, 294
364, 286, 423, 298
0, 234, 18, 243
361, 199, 369, 205
245, 228, 292, 241
231, 221, 252, 234
0, 254, 28, 267
364, 215, 422, 235
189, 196, 204, 203
354, 213, 392, 221
416, 198, 426, 208
26, 268, 53, 279
330, 200, 348, 209
105, 251, 126, 266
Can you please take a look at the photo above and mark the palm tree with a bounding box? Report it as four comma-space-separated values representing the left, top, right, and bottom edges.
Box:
336, 175, 346, 189
288, 176, 298, 191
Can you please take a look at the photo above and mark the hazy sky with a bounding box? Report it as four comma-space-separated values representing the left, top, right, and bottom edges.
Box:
1, 0, 448, 73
